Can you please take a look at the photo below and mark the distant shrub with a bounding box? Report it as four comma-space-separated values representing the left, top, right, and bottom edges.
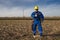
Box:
0, 17, 60, 20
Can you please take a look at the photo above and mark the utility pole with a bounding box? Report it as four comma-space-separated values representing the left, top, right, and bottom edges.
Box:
23, 8, 24, 17
23, 9, 24, 17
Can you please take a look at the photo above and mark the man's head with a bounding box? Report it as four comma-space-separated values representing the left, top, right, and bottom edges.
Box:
34, 6, 39, 12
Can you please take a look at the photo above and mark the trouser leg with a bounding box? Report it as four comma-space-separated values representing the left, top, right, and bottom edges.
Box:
32, 23, 37, 35
38, 23, 43, 36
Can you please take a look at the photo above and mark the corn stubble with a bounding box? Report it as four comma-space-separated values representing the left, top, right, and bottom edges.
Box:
0, 20, 60, 40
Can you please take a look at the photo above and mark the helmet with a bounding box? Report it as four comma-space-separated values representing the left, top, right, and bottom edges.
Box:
34, 6, 39, 10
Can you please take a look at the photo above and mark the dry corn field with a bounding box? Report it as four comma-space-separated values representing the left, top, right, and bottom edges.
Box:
0, 19, 60, 40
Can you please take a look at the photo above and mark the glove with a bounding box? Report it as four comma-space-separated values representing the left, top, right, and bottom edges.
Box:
35, 14, 37, 17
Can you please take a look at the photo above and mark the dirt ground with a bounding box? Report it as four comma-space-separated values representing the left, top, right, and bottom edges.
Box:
0, 20, 60, 40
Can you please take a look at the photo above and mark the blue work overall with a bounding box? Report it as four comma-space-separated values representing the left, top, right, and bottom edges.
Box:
31, 11, 44, 36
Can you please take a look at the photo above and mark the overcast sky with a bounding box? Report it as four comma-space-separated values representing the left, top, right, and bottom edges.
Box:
0, 0, 60, 17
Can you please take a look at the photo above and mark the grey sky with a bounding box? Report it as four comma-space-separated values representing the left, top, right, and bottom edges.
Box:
0, 0, 60, 17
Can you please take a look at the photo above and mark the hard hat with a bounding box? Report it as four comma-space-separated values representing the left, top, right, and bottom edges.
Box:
34, 6, 39, 10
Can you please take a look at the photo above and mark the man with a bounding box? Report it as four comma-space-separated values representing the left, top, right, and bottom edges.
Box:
31, 6, 44, 38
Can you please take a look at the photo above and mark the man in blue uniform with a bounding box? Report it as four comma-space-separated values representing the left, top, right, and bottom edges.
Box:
31, 6, 44, 38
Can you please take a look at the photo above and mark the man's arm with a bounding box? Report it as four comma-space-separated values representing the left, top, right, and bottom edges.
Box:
31, 12, 37, 18
41, 13, 44, 21
39, 12, 44, 22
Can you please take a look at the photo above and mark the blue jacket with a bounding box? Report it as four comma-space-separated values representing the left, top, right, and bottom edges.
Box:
31, 11, 44, 22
